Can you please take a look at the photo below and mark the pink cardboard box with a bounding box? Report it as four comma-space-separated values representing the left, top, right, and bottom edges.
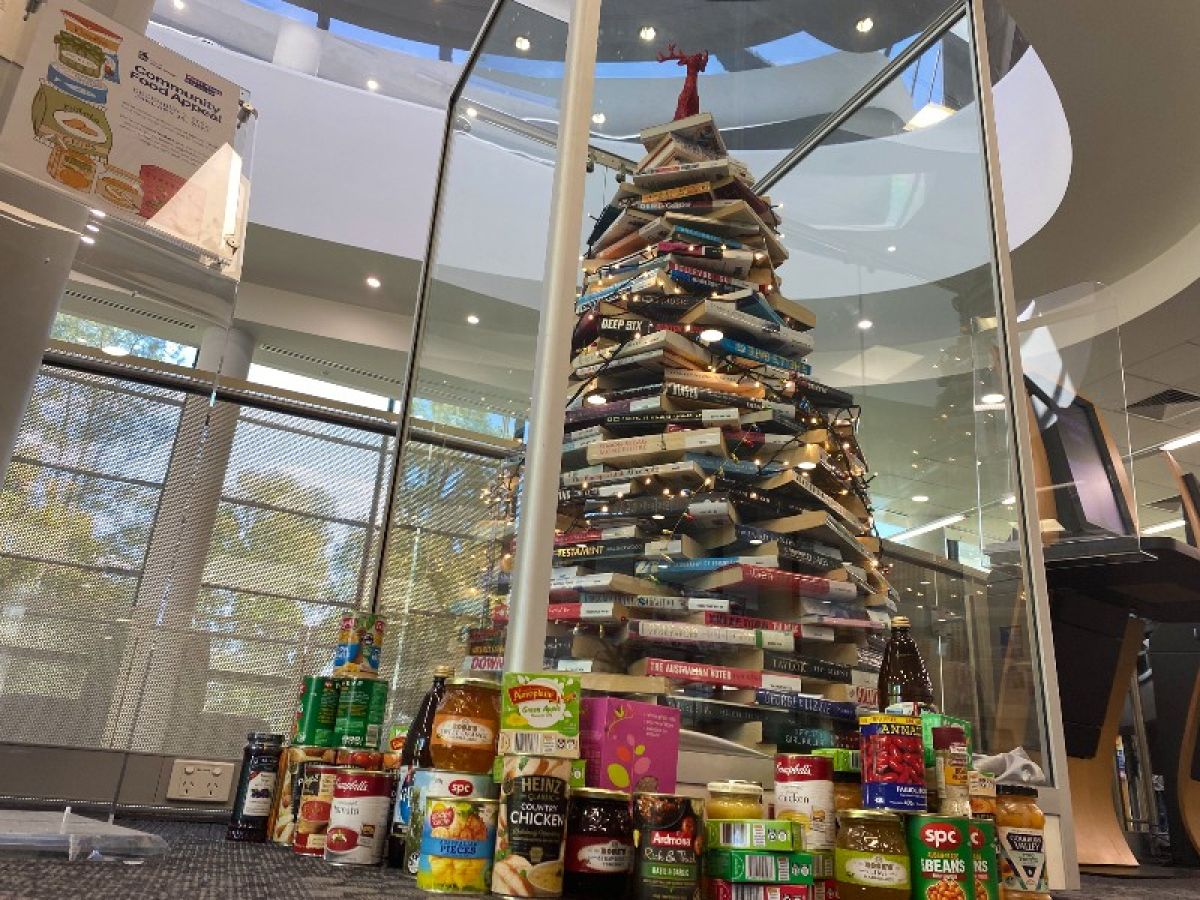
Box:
580, 697, 681, 794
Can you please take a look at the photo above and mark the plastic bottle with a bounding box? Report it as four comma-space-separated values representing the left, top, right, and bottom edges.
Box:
877, 615, 934, 711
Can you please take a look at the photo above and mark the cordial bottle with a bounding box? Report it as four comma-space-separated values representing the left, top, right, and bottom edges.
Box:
877, 615, 934, 711
388, 664, 453, 868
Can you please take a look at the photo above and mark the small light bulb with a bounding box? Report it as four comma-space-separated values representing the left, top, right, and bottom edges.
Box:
514, 35, 531, 51
366, 78, 380, 91
639, 25, 656, 41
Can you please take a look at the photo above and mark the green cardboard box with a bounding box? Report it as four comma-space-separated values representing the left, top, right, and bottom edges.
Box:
705, 820, 798, 852
492, 755, 586, 789
706, 850, 814, 884
811, 748, 860, 773
921, 712, 973, 766
497, 672, 581, 757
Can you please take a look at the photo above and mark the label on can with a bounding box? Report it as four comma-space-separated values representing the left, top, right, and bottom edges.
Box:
970, 820, 1000, 900
402, 769, 499, 875
907, 816, 972, 900
266, 746, 335, 845
334, 677, 387, 748
860, 715, 927, 813
294, 764, 341, 856
417, 797, 499, 894
834, 848, 910, 891
774, 755, 834, 851
241, 768, 276, 818
565, 836, 634, 874
334, 613, 386, 677
998, 826, 1047, 893
492, 757, 571, 897
336, 747, 383, 770
630, 792, 702, 900
294, 676, 340, 747
434, 716, 496, 748
324, 770, 396, 865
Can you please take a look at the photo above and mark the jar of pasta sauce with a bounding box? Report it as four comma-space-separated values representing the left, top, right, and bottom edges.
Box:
564, 788, 634, 898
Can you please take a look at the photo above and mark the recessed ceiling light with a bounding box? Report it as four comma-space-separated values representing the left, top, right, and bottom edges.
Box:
89, 208, 106, 218
465, 106, 479, 118
856, 17, 874, 33
591, 112, 606, 125
981, 392, 1004, 404
365, 275, 381, 288
514, 35, 531, 51
911, 495, 929, 503
796, 461, 817, 471
466, 314, 480, 325
886, 245, 896, 253
919, 580, 931, 585
173, 0, 186, 9
102, 345, 129, 357
905, 102, 955, 131
586, 394, 608, 406
1162, 429, 1200, 451
85, 223, 100, 233
857, 319, 873, 330
748, 538, 764, 545
699, 328, 724, 343
80, 235, 95, 245
1144, 518, 1186, 535
639, 25, 656, 41
366, 78, 380, 91
651, 513, 665, 520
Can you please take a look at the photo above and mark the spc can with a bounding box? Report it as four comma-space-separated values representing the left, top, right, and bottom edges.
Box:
491, 756, 572, 898
774, 754, 835, 850
293, 675, 340, 747
970, 819, 1000, 900
630, 792, 702, 900
417, 796, 500, 894
267, 745, 336, 846
333, 612, 386, 677
400, 769, 499, 875
323, 768, 397, 866
333, 676, 388, 749
293, 764, 345, 856
907, 815, 973, 900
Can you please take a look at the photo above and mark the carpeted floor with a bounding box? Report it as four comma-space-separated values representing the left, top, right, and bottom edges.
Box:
0, 817, 1195, 898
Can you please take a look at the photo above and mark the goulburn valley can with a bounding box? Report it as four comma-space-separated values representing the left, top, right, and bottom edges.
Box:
492, 756, 572, 898
333, 676, 388, 749
774, 753, 834, 850
324, 768, 397, 865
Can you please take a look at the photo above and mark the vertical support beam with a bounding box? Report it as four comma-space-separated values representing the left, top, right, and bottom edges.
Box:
965, 0, 1079, 888
504, 0, 602, 671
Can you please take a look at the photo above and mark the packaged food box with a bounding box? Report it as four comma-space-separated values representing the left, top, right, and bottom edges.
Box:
706, 850, 813, 884
710, 881, 811, 900
705, 820, 798, 852
811, 748, 860, 773
920, 712, 974, 766
496, 672, 581, 758
808, 850, 834, 880
580, 696, 680, 793
812, 878, 838, 900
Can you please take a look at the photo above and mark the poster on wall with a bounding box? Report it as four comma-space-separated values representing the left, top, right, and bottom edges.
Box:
0, 0, 245, 263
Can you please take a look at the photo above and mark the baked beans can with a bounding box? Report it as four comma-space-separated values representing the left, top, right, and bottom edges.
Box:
774, 754, 835, 851
268, 745, 337, 846
333, 676, 389, 749
336, 746, 383, 770
323, 768, 397, 865
293, 764, 344, 856
417, 796, 500, 894
333, 612, 386, 677
492, 756, 572, 897
860, 714, 927, 812
401, 769, 499, 875
630, 792, 703, 900
293, 675, 340, 747
907, 815, 973, 900
970, 819, 1000, 900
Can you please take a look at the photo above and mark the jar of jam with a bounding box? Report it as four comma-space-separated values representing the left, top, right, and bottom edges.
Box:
835, 809, 910, 900
970, 769, 998, 823
833, 771, 861, 811
705, 780, 765, 819
997, 784, 1050, 900
429, 677, 501, 774
564, 788, 634, 897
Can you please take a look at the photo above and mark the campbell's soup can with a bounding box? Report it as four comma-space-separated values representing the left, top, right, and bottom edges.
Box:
324, 768, 397, 866
400, 769, 499, 875
293, 764, 345, 856
774, 754, 834, 850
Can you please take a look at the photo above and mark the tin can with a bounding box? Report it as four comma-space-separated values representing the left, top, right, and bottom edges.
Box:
333, 676, 388, 749
630, 792, 702, 900
336, 746, 383, 770
267, 745, 337, 846
970, 819, 1000, 900
294, 676, 340, 747
907, 815, 973, 900
417, 796, 500, 894
774, 754, 835, 851
492, 756, 572, 898
333, 613, 386, 677
227, 732, 285, 842
400, 769, 499, 875
293, 764, 345, 856
323, 768, 397, 866
860, 714, 927, 813
382, 750, 403, 771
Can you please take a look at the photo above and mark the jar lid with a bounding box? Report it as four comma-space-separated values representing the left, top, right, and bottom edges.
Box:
573, 788, 631, 801
446, 676, 501, 690
932, 726, 967, 749
706, 780, 764, 796
433, 665, 455, 677
832, 771, 861, 784
891, 615, 911, 628
997, 783, 1039, 797
426, 795, 499, 805
339, 767, 394, 776
247, 732, 284, 743
839, 809, 900, 822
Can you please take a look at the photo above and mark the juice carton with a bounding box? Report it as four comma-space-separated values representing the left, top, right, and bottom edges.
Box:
580, 696, 680, 793
496, 672, 581, 758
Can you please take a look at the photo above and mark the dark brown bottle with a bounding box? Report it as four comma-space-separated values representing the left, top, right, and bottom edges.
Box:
877, 615, 934, 710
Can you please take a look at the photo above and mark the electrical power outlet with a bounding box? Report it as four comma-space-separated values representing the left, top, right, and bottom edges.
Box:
166, 759, 235, 803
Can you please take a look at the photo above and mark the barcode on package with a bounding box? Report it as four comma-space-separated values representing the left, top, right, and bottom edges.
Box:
744, 854, 779, 881
509, 733, 546, 753
719, 822, 751, 846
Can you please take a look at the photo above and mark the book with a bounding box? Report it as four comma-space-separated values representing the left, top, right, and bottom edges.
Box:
557, 482, 637, 504
554, 526, 642, 545
546, 602, 631, 623
571, 329, 712, 373
635, 556, 777, 582
548, 572, 677, 598
585, 428, 727, 467
626, 619, 794, 652
554, 538, 653, 564
628, 657, 805, 694
639, 112, 727, 157
710, 337, 812, 374
602, 408, 741, 435
765, 293, 818, 330
677, 300, 814, 357
753, 690, 858, 721
559, 460, 707, 488
664, 369, 768, 398
759, 652, 852, 683
684, 565, 860, 602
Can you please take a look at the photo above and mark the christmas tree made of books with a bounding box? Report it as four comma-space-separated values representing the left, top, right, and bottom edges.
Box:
477, 52, 894, 751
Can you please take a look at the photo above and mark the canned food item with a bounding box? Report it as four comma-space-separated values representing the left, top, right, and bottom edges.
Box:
907, 815, 972, 900
333, 676, 388, 749
492, 756, 572, 897
417, 796, 500, 894
293, 764, 345, 856
324, 768, 397, 866
336, 746, 383, 770
970, 819, 1000, 900
564, 788, 634, 896
630, 792, 702, 900
382, 750, 402, 771
860, 715, 926, 812
835, 810, 909, 899
774, 754, 835, 850
227, 732, 285, 843
400, 769, 499, 875
267, 745, 337, 846
294, 676, 340, 747
333, 613, 386, 677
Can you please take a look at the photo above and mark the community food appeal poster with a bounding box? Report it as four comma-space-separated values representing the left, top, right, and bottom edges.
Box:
0, 0, 242, 258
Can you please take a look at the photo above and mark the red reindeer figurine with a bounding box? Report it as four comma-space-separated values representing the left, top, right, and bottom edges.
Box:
656, 43, 709, 120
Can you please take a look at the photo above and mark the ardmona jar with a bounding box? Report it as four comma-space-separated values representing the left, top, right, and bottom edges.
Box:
705, 780, 765, 820
430, 677, 501, 775
835, 809, 910, 900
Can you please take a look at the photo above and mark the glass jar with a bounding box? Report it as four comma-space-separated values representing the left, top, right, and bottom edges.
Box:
833, 771, 861, 811
970, 770, 998, 823
705, 780, 765, 819
429, 677, 501, 774
997, 785, 1050, 900
834, 810, 910, 900
564, 788, 634, 897
227, 732, 285, 843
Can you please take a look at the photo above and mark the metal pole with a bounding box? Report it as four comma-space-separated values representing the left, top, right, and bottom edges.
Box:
964, 0, 1079, 888
504, 0, 603, 671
